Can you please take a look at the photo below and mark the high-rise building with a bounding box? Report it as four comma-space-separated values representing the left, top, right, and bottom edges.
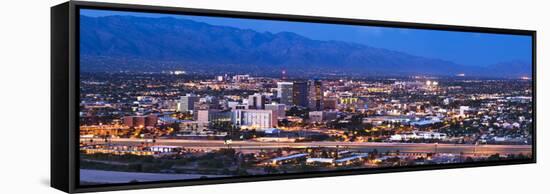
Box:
277, 82, 293, 106
308, 80, 323, 111
232, 109, 277, 129
292, 81, 308, 107
177, 94, 199, 113
265, 103, 286, 119
248, 93, 267, 109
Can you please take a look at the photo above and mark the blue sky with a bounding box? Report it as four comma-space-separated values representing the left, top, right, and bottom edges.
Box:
81, 9, 532, 67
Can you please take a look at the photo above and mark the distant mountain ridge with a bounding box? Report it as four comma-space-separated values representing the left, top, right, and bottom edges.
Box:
79, 15, 531, 78
485, 60, 532, 78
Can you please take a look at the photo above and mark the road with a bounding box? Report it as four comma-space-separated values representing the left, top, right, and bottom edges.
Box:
82, 138, 532, 155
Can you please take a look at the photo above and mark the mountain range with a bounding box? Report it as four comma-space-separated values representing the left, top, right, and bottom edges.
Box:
79, 15, 531, 78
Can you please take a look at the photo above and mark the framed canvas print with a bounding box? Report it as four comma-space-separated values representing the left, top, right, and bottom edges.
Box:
51, 1, 536, 193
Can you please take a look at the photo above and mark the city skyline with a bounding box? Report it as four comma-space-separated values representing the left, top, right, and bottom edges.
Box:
78, 8, 533, 186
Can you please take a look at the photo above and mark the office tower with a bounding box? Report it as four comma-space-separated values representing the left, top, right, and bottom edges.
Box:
277, 82, 293, 106
176, 94, 199, 112
248, 93, 267, 109
265, 103, 286, 119
292, 81, 308, 107
308, 80, 323, 111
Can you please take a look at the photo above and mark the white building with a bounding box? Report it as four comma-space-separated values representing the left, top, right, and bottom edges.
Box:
248, 93, 267, 109
228, 101, 248, 110
410, 117, 442, 126
459, 106, 470, 116
149, 146, 182, 153
306, 158, 335, 164
232, 109, 277, 130
390, 131, 447, 141
270, 153, 308, 165
233, 74, 250, 81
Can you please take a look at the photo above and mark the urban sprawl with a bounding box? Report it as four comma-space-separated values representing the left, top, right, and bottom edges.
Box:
79, 70, 533, 184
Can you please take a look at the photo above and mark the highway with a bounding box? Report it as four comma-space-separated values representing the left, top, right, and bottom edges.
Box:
82, 138, 532, 155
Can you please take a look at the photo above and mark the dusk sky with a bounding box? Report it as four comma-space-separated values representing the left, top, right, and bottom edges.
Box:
81, 9, 532, 67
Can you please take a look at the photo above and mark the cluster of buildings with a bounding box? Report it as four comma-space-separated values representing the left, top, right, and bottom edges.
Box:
79, 72, 533, 146
122, 115, 158, 128
155, 77, 334, 134
264, 148, 465, 168
389, 131, 448, 141
267, 151, 369, 167
77, 71, 533, 175
81, 144, 184, 157
276, 80, 323, 110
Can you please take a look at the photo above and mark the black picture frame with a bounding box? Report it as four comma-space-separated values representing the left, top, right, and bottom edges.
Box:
51, 1, 536, 193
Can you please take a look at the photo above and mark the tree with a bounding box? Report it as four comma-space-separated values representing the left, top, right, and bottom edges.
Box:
286, 106, 309, 119
488, 154, 501, 161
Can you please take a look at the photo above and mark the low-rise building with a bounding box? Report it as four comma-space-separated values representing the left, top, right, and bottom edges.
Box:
232, 109, 277, 130
196, 109, 232, 123
122, 115, 157, 128
309, 111, 338, 123
178, 120, 208, 135
390, 131, 447, 141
